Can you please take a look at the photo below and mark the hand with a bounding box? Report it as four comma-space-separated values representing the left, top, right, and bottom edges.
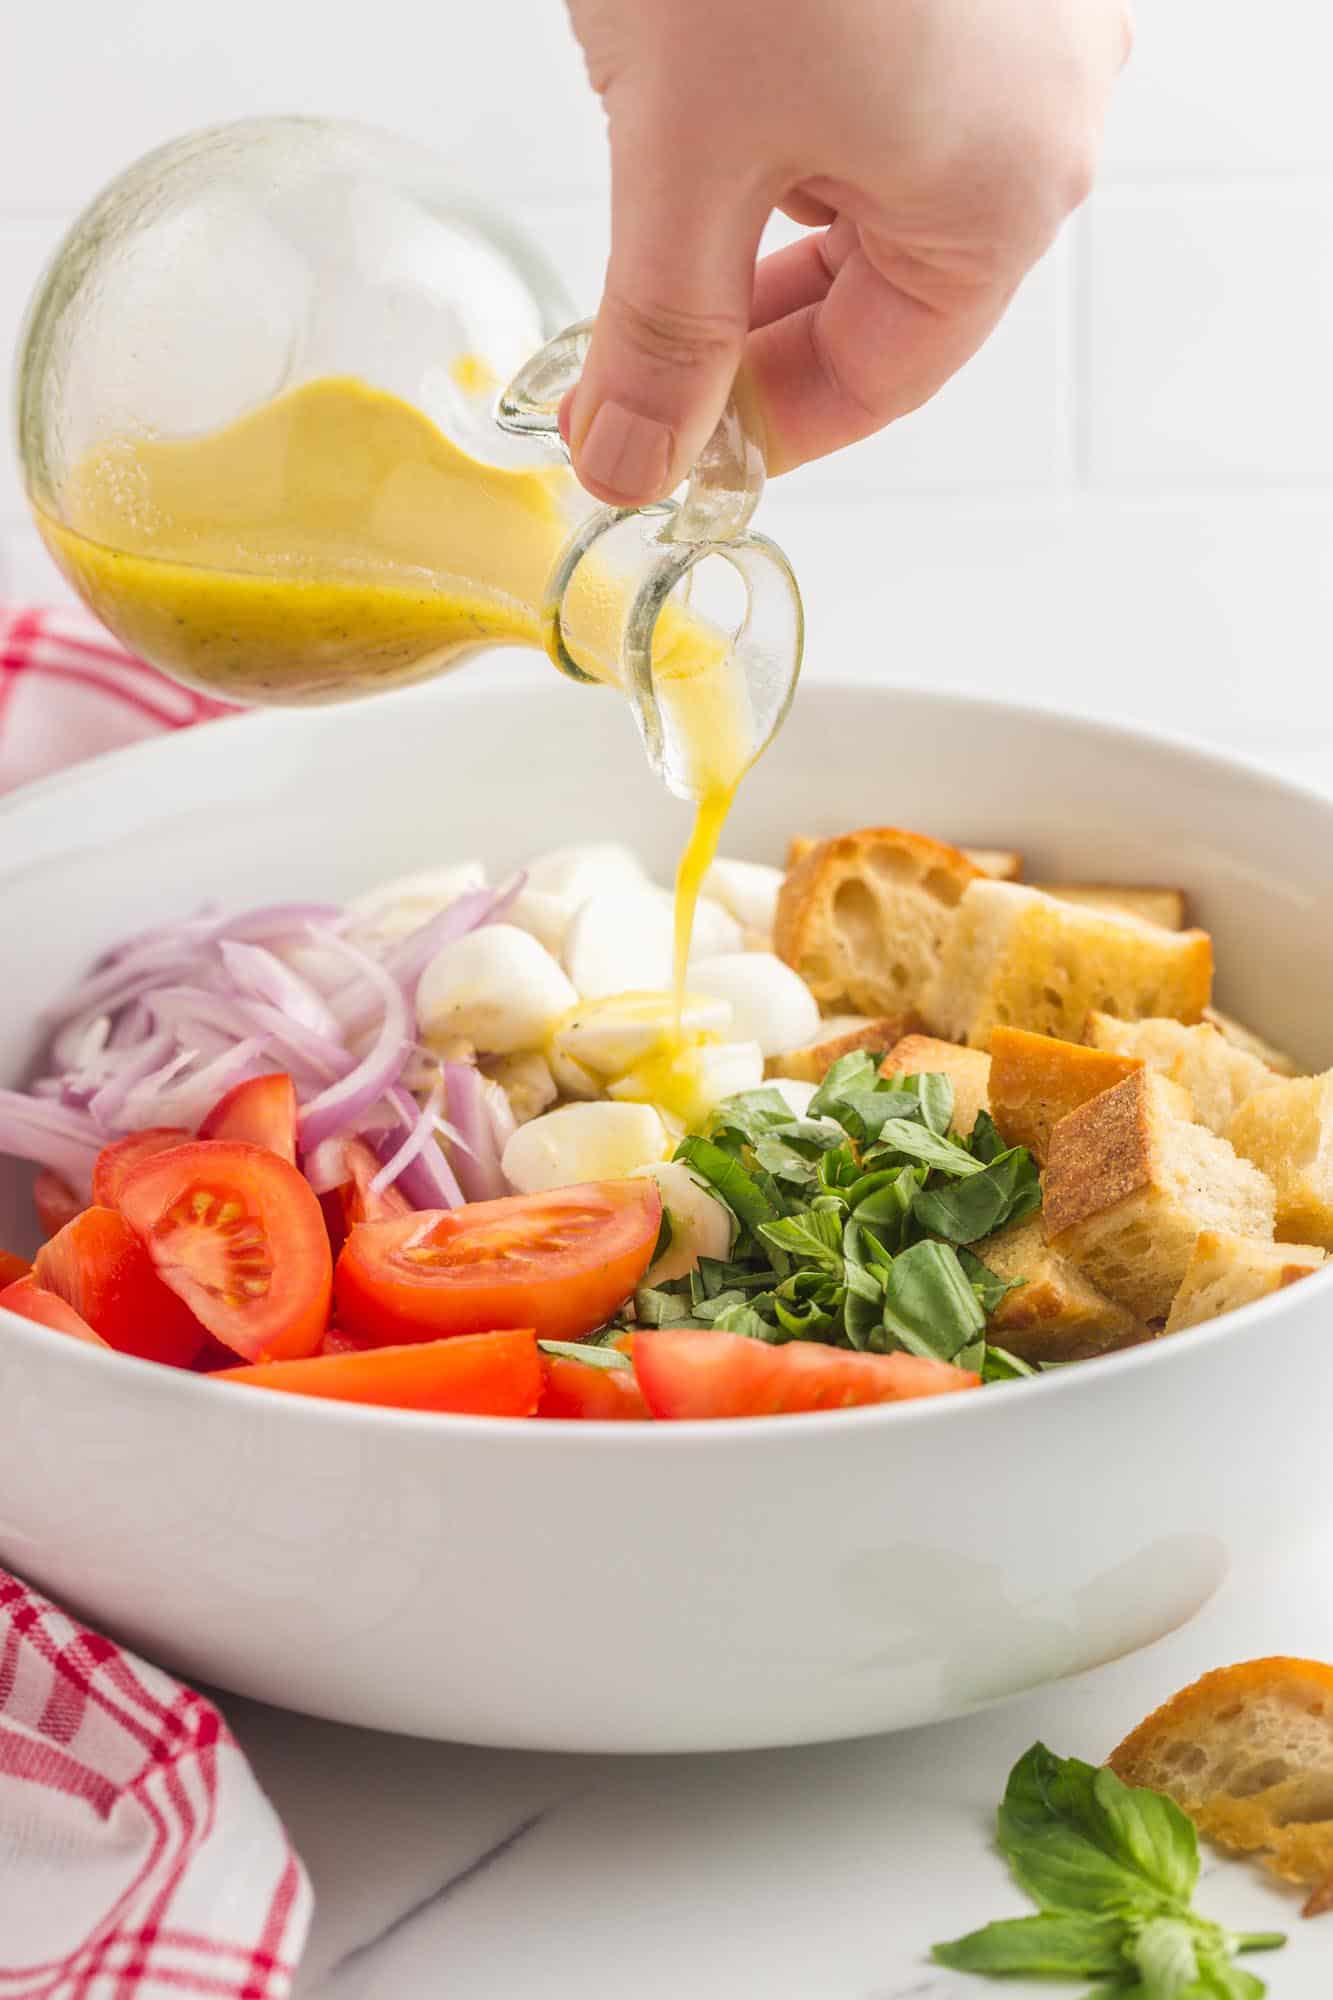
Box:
563, 0, 1131, 504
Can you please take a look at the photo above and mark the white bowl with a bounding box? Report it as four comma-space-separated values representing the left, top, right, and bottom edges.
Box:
2, 676, 1332, 1753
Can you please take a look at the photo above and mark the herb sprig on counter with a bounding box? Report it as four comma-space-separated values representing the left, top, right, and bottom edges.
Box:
628, 1052, 1041, 1375
934, 1743, 1286, 1997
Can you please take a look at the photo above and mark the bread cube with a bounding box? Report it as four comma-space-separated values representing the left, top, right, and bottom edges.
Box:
878, 1033, 992, 1137
774, 827, 980, 1017
1164, 1228, 1325, 1333
784, 836, 1021, 882
1086, 1013, 1276, 1135
1205, 1006, 1302, 1078
1034, 884, 1187, 930
976, 1217, 1144, 1362
1227, 1072, 1333, 1248
1043, 1069, 1276, 1320
764, 1015, 910, 1084
922, 880, 1213, 1050
989, 1025, 1141, 1162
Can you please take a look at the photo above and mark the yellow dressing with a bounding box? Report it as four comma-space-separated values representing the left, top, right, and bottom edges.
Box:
37, 374, 755, 1080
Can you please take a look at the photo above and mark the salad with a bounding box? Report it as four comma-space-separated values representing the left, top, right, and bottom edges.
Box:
0, 826, 1322, 1420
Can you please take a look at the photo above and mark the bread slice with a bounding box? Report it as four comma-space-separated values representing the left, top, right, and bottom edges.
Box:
764, 1015, 910, 1084
774, 828, 981, 1016
1164, 1228, 1325, 1333
1086, 1013, 1276, 1136
976, 1217, 1144, 1362
878, 1033, 992, 1137
1206, 1005, 1302, 1078
922, 880, 1214, 1051
989, 1025, 1141, 1163
784, 836, 1021, 881
1034, 883, 1187, 930
1043, 1069, 1276, 1319
1227, 1071, 1333, 1248
1109, 1657, 1333, 1917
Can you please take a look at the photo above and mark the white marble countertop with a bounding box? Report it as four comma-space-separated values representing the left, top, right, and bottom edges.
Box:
219, 1525, 1333, 2000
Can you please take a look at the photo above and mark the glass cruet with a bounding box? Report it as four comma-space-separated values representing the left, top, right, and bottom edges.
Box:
14, 116, 802, 803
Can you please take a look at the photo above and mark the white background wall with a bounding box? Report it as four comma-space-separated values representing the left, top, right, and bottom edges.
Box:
3, 3, 1330, 777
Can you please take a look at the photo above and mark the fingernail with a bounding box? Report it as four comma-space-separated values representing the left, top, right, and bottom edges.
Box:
576, 401, 673, 501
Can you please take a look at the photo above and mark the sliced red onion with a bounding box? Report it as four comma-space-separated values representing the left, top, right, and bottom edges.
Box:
383, 1087, 464, 1208
369, 1074, 446, 1197
302, 1136, 352, 1195
0, 1092, 102, 1199
122, 1039, 268, 1131
87, 1030, 176, 1130
297, 930, 411, 1151
208, 902, 344, 945
440, 1062, 510, 1203
219, 941, 342, 1041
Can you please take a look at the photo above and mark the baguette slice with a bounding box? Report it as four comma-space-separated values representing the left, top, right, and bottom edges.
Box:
989, 1025, 1141, 1163
1164, 1228, 1325, 1333
878, 1034, 992, 1137
1086, 1013, 1276, 1136
1043, 1069, 1276, 1320
1034, 883, 1187, 930
1109, 1658, 1333, 1917
1227, 1072, 1333, 1248
784, 836, 1021, 881
976, 1217, 1144, 1362
774, 827, 981, 1016
922, 880, 1213, 1050
1207, 1005, 1302, 1078
764, 1015, 911, 1084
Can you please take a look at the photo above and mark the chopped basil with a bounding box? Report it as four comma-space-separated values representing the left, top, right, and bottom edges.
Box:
536, 1339, 632, 1372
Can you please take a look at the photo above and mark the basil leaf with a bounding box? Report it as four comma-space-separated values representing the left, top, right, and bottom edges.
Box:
751, 1135, 821, 1189
817, 1144, 862, 1196
955, 1336, 987, 1373
691, 1288, 753, 1323
1188, 1959, 1268, 2000
870, 1118, 985, 1177
635, 1285, 698, 1328
913, 1146, 1041, 1243
879, 1239, 985, 1361
537, 1339, 632, 1372
982, 1343, 1037, 1383
711, 1300, 775, 1340
998, 1747, 1186, 1920
758, 1208, 845, 1272
1090, 1765, 1200, 1908
933, 1913, 1129, 1977
837, 1088, 938, 1143
675, 1135, 777, 1233
1131, 1918, 1200, 2000
968, 1107, 1008, 1164
651, 1205, 673, 1267
958, 1245, 1024, 1315
807, 1048, 880, 1117
908, 1069, 955, 1137
709, 1086, 800, 1140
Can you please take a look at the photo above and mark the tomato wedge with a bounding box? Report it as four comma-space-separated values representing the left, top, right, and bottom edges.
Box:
217, 1329, 540, 1415
334, 1180, 661, 1346
0, 1250, 31, 1288
633, 1329, 980, 1419
92, 1127, 192, 1209
118, 1140, 331, 1362
33, 1171, 83, 1239
538, 1352, 651, 1421
318, 1136, 412, 1257
0, 1275, 108, 1345
200, 1073, 298, 1164
34, 1206, 207, 1366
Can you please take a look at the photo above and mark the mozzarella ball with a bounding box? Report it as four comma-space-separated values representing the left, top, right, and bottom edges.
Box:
686, 1040, 765, 1115
702, 858, 784, 940
563, 886, 742, 997
505, 887, 578, 956
480, 1050, 559, 1126
525, 843, 648, 905
686, 953, 821, 1058
417, 924, 576, 1055
634, 1160, 734, 1282
554, 993, 732, 1079
502, 1101, 668, 1194
689, 897, 745, 958
347, 862, 487, 944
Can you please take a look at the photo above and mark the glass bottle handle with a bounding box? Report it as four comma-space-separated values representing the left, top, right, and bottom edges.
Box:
496, 319, 803, 801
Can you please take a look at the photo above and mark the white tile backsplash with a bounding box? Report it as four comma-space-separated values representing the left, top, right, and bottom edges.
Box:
1085, 184, 1333, 490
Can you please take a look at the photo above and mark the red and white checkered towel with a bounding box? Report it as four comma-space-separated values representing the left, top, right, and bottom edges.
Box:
0, 603, 309, 1995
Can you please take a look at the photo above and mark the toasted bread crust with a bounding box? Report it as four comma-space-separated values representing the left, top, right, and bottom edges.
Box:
1035, 883, 1188, 930
1109, 1657, 1333, 1916
785, 837, 1021, 881
1164, 1227, 1325, 1333
989, 1026, 1142, 1162
765, 1016, 912, 1084
1042, 1069, 1171, 1240
774, 826, 981, 1016
878, 1033, 992, 1136
977, 1217, 1144, 1361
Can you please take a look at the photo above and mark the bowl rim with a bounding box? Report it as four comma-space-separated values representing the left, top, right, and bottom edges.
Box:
3, 673, 1330, 1446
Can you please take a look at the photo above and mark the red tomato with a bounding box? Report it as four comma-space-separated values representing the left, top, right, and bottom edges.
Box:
318, 1137, 412, 1256
216, 1328, 541, 1416
0, 1275, 108, 1345
538, 1353, 651, 1421
633, 1329, 980, 1419
92, 1127, 192, 1209
200, 1073, 298, 1164
34, 1206, 207, 1366
118, 1141, 332, 1363
320, 1326, 376, 1356
33, 1171, 83, 1239
334, 1180, 661, 1347
0, 1250, 31, 1288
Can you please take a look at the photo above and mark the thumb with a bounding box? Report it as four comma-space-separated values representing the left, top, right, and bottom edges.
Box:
567, 116, 769, 507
